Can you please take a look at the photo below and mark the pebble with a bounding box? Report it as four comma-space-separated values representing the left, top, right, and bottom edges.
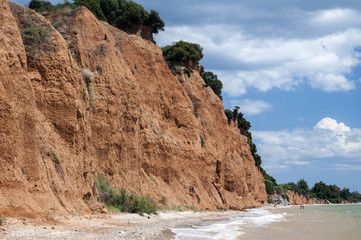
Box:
2, 228, 6, 231
51, 226, 55, 229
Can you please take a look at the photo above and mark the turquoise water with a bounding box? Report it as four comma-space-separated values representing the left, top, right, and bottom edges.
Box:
171, 204, 361, 240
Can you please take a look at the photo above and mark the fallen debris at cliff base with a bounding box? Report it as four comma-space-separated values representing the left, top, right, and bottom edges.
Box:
0, 210, 249, 240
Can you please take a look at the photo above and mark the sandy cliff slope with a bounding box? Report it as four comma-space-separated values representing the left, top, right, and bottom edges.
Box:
0, 1, 266, 217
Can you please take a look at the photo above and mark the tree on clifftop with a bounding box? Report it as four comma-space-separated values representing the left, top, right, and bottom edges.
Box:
162, 40, 203, 67
30, 0, 165, 38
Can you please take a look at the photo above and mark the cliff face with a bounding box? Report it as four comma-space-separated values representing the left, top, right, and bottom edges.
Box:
284, 191, 311, 205
0, 1, 266, 217
275, 191, 329, 205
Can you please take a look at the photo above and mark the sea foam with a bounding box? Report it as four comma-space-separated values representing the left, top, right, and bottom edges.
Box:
171, 208, 287, 240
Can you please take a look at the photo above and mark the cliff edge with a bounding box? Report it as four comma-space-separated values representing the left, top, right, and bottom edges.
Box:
0, 1, 266, 217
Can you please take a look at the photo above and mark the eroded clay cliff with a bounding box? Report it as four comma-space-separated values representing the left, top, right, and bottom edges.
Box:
0, 1, 266, 217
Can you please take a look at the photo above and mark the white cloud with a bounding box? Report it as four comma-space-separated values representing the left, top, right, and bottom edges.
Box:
309, 73, 355, 92
252, 118, 361, 170
230, 99, 271, 115
156, 9, 361, 96
332, 164, 361, 171
309, 8, 361, 29
284, 160, 310, 166
314, 117, 350, 133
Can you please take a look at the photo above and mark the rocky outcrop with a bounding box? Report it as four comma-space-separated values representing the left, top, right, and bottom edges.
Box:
0, 1, 266, 218
285, 191, 311, 205
274, 191, 329, 205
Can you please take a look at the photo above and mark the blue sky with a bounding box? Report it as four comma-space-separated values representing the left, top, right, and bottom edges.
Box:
14, 0, 361, 192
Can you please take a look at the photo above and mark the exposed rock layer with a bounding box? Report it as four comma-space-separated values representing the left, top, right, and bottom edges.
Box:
0, 1, 266, 217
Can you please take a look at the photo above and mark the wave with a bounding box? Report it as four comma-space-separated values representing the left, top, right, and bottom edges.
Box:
171, 208, 287, 240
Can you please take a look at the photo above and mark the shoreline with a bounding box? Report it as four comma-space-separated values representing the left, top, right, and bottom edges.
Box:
0, 209, 251, 240
1, 203, 359, 239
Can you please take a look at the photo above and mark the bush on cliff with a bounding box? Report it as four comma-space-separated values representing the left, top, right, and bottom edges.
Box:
200, 66, 223, 100
29, 0, 53, 12
161, 41, 224, 99
22, 19, 53, 55
95, 178, 157, 215
224, 109, 233, 125
162, 40, 203, 67
265, 179, 275, 195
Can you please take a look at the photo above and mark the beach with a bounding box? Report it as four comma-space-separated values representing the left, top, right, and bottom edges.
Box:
0, 210, 249, 239
1, 204, 360, 239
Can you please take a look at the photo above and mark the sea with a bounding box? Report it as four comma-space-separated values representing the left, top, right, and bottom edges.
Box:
170, 204, 361, 240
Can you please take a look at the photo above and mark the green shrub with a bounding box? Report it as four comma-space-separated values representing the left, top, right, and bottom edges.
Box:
22, 20, 52, 55
130, 194, 157, 215
75, 0, 164, 35
162, 40, 203, 67
49, 150, 59, 164
0, 214, 2, 225
94, 178, 157, 215
267, 196, 274, 204
224, 109, 233, 125
146, 10, 165, 34
29, 0, 53, 12
183, 67, 191, 77
161, 196, 168, 206
200, 66, 223, 100
265, 179, 275, 195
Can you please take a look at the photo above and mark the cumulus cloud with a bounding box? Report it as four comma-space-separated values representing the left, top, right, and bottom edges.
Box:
229, 99, 272, 115
157, 24, 360, 96
252, 118, 361, 170
153, 2, 361, 97
314, 117, 350, 133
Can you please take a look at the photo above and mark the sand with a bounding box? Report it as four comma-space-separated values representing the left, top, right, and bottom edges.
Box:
0, 210, 249, 239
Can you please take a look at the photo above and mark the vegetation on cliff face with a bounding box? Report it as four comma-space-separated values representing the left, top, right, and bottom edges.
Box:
95, 178, 157, 215
224, 107, 259, 167
200, 66, 223, 100
29, 0, 164, 36
162, 40, 224, 100
162, 40, 203, 67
